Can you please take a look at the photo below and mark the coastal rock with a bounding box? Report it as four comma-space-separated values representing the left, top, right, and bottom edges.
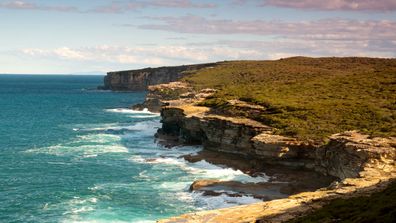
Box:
132, 82, 192, 112
159, 176, 395, 223
160, 104, 273, 155
189, 179, 222, 191
109, 79, 396, 223
155, 89, 396, 222
103, 63, 217, 91
321, 131, 396, 179
161, 102, 396, 180
101, 63, 396, 223
189, 175, 335, 201
252, 133, 313, 159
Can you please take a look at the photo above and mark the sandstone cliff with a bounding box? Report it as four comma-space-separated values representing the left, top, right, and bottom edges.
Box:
102, 63, 217, 91
147, 81, 396, 223
104, 58, 396, 222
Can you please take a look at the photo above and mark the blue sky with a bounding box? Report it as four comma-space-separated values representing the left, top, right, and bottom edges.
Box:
1, 0, 396, 74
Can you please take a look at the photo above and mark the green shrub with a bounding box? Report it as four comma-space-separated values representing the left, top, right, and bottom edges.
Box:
184, 57, 396, 142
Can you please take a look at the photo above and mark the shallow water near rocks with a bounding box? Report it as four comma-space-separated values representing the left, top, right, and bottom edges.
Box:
0, 75, 266, 223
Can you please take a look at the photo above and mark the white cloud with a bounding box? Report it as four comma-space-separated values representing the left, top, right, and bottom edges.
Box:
261, 0, 396, 12
138, 16, 396, 42
20, 38, 395, 72
134, 16, 396, 58
20, 45, 264, 67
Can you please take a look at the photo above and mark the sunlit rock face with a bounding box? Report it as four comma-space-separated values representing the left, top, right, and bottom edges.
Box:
103, 63, 216, 91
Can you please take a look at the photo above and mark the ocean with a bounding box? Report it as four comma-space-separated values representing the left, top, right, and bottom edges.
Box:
0, 75, 264, 223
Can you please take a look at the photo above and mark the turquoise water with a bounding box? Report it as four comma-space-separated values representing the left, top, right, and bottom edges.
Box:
0, 75, 265, 223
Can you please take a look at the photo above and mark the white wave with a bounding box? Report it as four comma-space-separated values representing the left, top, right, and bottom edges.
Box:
105, 108, 158, 115
63, 220, 154, 223
174, 191, 262, 211
187, 160, 268, 183
157, 181, 191, 191
72, 123, 122, 132
128, 145, 202, 165
76, 134, 121, 144
68, 197, 98, 205
128, 114, 159, 119
128, 145, 201, 160
62, 219, 156, 223
26, 144, 128, 157
65, 206, 95, 215
79, 120, 161, 133
129, 155, 147, 164
25, 131, 132, 157
140, 157, 184, 166
48, 197, 99, 221
191, 192, 262, 210
129, 152, 268, 184
156, 145, 202, 157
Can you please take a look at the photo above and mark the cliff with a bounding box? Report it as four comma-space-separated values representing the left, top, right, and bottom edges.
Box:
101, 63, 217, 91
159, 98, 395, 180
154, 82, 396, 223
107, 57, 396, 222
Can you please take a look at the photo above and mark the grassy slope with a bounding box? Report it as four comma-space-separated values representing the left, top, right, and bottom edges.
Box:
288, 181, 396, 223
183, 57, 396, 142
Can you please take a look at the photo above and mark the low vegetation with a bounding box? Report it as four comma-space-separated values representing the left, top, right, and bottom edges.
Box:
288, 181, 396, 223
183, 57, 396, 141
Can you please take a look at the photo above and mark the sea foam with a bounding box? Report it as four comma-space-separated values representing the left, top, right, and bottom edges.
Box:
105, 108, 158, 115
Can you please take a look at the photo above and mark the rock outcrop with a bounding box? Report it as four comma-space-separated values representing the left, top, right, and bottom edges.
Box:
152, 81, 396, 223
131, 82, 193, 112
159, 100, 395, 178
101, 63, 217, 91
158, 104, 395, 222
159, 177, 395, 223
110, 77, 395, 222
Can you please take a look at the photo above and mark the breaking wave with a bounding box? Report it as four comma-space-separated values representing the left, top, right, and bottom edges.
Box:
29, 108, 265, 222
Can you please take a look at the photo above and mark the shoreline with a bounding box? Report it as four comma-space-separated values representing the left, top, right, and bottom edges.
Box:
119, 106, 338, 219
143, 83, 395, 222
101, 58, 396, 222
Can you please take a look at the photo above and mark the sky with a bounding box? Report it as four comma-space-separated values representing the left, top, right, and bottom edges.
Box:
1, 0, 396, 74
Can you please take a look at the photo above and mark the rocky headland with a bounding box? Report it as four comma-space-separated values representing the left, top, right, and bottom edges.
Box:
155, 82, 395, 223
100, 63, 216, 91
103, 57, 396, 222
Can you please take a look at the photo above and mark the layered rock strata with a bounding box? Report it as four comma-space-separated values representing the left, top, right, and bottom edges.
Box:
160, 104, 395, 178
101, 63, 217, 91
159, 178, 394, 223
150, 82, 395, 223
131, 82, 193, 113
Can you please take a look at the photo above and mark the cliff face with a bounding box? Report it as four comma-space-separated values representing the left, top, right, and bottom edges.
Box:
148, 81, 396, 223
102, 63, 216, 91
141, 81, 395, 180
160, 105, 396, 180
131, 82, 193, 112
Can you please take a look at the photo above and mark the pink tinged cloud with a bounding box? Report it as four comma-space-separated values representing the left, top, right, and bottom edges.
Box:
261, 0, 396, 11
147, 0, 216, 8
20, 45, 259, 66
138, 16, 396, 41
0, 0, 79, 12
92, 0, 216, 13
20, 39, 396, 68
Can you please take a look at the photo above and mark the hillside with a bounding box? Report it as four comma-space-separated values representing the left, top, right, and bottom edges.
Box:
183, 57, 396, 142
289, 180, 396, 223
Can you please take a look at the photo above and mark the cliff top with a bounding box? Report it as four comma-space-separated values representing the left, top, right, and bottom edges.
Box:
107, 62, 218, 74
181, 57, 396, 141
